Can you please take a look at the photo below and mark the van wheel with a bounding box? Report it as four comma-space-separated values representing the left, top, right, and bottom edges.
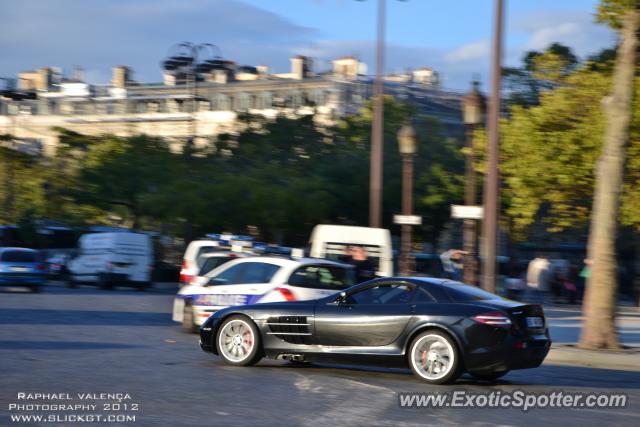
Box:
136, 282, 151, 292
98, 274, 113, 290
30, 285, 41, 293
182, 303, 198, 333
67, 277, 77, 288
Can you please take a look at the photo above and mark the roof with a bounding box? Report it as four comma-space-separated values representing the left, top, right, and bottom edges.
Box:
232, 255, 349, 268
0, 247, 38, 252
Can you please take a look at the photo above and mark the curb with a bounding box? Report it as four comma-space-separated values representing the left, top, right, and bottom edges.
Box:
545, 344, 640, 371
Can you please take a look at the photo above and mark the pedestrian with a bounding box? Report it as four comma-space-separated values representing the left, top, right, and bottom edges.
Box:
348, 246, 377, 283
504, 258, 525, 301
440, 249, 466, 281
526, 255, 551, 304
562, 265, 579, 305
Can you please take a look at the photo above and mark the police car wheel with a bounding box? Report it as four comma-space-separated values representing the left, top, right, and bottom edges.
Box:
182, 303, 198, 333
216, 315, 262, 366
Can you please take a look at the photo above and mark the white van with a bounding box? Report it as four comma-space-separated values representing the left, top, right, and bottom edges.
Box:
309, 224, 393, 277
67, 232, 153, 290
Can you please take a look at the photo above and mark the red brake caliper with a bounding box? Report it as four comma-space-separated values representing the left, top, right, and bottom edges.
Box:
243, 330, 252, 354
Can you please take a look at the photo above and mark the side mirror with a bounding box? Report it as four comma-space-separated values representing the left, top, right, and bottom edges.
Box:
335, 291, 347, 304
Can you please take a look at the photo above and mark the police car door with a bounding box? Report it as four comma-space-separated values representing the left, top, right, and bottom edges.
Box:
198, 262, 281, 309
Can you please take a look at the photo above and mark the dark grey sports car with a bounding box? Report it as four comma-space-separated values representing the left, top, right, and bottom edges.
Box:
199, 277, 551, 384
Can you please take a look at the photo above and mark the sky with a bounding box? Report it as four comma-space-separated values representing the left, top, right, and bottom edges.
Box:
0, 0, 617, 90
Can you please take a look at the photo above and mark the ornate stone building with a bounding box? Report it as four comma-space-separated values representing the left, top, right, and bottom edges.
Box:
0, 55, 463, 156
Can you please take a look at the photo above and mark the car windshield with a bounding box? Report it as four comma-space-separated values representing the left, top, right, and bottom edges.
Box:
438, 281, 502, 301
199, 256, 234, 276
1, 250, 37, 263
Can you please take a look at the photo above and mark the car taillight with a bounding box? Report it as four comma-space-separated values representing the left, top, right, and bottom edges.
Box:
35, 264, 46, 271
179, 260, 193, 284
471, 311, 512, 328
275, 287, 296, 301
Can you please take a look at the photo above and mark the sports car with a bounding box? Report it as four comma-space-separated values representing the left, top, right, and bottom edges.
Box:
199, 277, 551, 384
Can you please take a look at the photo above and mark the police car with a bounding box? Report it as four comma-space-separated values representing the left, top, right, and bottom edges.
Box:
172, 256, 355, 332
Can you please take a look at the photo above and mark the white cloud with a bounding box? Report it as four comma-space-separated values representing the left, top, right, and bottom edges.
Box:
444, 40, 490, 63
512, 10, 615, 59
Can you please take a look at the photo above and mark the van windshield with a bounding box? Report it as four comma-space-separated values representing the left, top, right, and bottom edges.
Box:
323, 242, 381, 269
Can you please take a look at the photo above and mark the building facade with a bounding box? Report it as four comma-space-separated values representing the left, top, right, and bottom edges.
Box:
0, 56, 464, 156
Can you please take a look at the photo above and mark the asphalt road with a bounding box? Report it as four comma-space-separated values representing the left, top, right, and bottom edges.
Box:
0, 284, 638, 427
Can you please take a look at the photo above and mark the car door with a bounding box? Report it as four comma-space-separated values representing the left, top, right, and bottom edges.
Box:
314, 282, 416, 347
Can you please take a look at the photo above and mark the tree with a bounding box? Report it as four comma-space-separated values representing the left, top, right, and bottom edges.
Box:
580, 0, 640, 350
503, 43, 578, 107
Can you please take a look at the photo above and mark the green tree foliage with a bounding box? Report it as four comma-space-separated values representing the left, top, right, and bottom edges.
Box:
491, 43, 640, 240
2, 96, 464, 248
503, 43, 579, 106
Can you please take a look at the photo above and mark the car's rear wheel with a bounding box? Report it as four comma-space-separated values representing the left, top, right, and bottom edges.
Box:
469, 370, 509, 381
408, 330, 461, 384
29, 285, 41, 293
216, 315, 262, 366
182, 303, 198, 333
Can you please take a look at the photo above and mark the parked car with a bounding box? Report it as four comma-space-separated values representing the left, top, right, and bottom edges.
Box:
67, 232, 153, 290
179, 240, 224, 285
0, 247, 47, 292
173, 256, 354, 332
200, 277, 551, 384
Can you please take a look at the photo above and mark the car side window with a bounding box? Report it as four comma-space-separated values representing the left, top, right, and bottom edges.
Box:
412, 287, 437, 303
238, 262, 280, 284
288, 265, 354, 290
346, 283, 415, 304
211, 264, 247, 285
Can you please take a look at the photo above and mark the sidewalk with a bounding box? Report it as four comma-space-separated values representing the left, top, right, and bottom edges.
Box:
545, 344, 640, 372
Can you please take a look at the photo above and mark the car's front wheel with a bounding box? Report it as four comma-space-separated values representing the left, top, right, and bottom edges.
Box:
216, 315, 262, 366
408, 330, 461, 384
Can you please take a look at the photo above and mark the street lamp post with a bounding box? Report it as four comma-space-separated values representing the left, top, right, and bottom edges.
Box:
481, 0, 505, 293
162, 42, 222, 158
397, 123, 417, 276
357, 0, 408, 228
462, 81, 486, 285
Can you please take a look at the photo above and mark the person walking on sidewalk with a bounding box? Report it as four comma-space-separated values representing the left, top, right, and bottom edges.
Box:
527, 255, 551, 304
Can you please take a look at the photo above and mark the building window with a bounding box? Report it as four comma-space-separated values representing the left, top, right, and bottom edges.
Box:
234, 92, 251, 111
136, 102, 147, 114
213, 94, 230, 111
288, 90, 303, 108
257, 92, 272, 109
310, 90, 326, 106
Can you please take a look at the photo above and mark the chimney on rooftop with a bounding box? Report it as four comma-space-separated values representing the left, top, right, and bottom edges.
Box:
112, 66, 132, 88
290, 55, 312, 80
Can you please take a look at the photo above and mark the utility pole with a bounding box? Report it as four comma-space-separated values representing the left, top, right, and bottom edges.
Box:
481, 0, 504, 293
369, 0, 386, 228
